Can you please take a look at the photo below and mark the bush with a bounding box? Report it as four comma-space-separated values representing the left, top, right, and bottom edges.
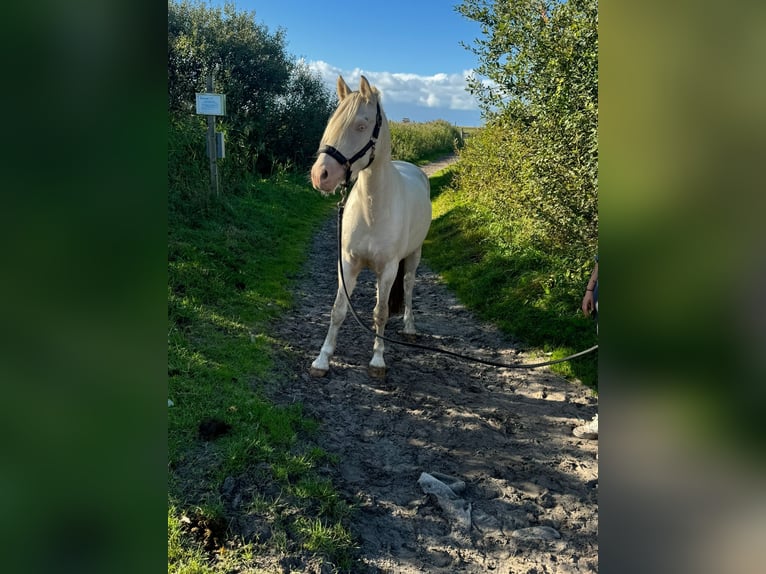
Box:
168, 114, 210, 216
454, 0, 598, 261
390, 120, 463, 163
454, 119, 596, 262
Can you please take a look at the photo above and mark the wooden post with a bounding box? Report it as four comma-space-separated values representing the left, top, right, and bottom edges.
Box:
206, 73, 219, 196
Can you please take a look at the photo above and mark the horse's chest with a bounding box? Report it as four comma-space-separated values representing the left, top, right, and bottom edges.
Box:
345, 230, 396, 262
344, 206, 402, 248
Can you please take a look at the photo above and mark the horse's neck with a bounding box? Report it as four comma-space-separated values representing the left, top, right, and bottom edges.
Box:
356, 160, 398, 215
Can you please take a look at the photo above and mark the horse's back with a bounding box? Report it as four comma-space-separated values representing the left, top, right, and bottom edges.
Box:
393, 161, 429, 196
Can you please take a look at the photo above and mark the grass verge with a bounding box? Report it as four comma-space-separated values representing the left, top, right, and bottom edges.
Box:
424, 166, 598, 389
168, 173, 356, 572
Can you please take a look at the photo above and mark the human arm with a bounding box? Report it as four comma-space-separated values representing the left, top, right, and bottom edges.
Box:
581, 261, 598, 316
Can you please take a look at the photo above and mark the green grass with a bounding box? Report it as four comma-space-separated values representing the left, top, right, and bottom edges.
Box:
168, 173, 357, 572
424, 166, 598, 389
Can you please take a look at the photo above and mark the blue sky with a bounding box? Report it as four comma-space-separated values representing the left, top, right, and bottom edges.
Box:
205, 0, 486, 126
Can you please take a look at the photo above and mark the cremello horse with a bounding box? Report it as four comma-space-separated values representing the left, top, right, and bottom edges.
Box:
309, 75, 432, 378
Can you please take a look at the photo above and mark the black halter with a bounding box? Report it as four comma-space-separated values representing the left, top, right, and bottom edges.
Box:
317, 101, 383, 189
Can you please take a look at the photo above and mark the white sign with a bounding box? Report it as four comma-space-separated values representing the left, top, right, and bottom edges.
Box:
195, 93, 226, 116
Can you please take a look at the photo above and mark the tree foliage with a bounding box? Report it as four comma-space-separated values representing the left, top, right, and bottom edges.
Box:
455, 0, 598, 260
168, 0, 336, 197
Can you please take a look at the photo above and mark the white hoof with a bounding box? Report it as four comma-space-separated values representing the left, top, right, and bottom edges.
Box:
367, 365, 387, 379
309, 366, 328, 378
400, 331, 418, 342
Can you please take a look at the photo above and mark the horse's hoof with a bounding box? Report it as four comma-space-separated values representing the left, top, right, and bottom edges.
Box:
401, 332, 418, 342
309, 367, 328, 378
367, 365, 387, 379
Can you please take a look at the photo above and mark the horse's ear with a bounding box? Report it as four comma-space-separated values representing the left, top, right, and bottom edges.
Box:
337, 76, 351, 100
360, 75, 372, 99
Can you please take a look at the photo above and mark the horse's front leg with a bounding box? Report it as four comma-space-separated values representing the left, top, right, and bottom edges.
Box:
368, 260, 399, 378
310, 259, 360, 378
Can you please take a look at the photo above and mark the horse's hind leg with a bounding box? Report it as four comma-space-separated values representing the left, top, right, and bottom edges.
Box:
310, 260, 360, 377
401, 247, 422, 336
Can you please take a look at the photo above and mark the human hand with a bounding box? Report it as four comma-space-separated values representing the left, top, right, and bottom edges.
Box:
582, 290, 594, 316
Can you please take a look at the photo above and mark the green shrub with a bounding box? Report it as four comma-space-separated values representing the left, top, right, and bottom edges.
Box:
390, 120, 463, 164
168, 114, 210, 216
455, 0, 598, 261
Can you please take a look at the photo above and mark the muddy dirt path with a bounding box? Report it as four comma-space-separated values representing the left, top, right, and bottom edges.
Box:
271, 158, 598, 573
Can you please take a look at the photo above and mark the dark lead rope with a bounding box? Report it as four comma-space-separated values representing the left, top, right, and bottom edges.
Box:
334, 195, 598, 370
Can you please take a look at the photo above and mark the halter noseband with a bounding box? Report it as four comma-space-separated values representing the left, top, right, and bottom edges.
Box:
317, 101, 382, 189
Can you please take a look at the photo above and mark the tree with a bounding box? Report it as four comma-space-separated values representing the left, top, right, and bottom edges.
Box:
168, 1, 335, 180
168, 1, 289, 115
456, 0, 598, 256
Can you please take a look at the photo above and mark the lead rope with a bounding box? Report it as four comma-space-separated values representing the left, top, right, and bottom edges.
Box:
335, 191, 598, 370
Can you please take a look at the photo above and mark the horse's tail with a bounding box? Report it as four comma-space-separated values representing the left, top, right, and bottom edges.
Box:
388, 259, 405, 315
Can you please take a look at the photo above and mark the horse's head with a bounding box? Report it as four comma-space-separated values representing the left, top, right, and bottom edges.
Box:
311, 75, 385, 194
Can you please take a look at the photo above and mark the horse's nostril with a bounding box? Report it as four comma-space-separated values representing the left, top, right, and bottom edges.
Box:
321, 169, 328, 181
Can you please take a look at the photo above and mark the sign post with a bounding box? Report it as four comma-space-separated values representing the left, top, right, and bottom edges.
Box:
196, 74, 227, 196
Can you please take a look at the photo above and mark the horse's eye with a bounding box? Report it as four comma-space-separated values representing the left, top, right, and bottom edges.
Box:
356, 123, 367, 132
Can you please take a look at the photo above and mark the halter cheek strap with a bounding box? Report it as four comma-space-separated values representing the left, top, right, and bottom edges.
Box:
317, 101, 382, 188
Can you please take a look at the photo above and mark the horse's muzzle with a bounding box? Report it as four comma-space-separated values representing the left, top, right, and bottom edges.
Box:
311, 154, 345, 193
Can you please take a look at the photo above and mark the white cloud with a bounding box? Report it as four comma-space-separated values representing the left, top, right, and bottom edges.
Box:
304, 60, 480, 112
